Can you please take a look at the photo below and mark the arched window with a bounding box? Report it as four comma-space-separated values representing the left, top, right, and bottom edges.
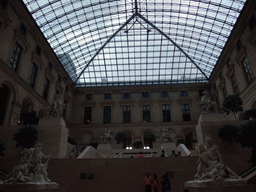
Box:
0, 84, 10, 125
143, 131, 155, 149
124, 130, 132, 149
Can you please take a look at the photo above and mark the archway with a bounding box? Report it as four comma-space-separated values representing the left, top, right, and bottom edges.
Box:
20, 98, 33, 114
184, 129, 194, 150
123, 130, 133, 149
0, 84, 10, 125
143, 130, 155, 149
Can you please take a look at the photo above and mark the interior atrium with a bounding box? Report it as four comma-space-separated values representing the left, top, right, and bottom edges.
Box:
0, 0, 256, 191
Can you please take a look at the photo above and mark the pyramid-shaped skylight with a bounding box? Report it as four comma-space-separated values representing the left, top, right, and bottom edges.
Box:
22, 0, 247, 87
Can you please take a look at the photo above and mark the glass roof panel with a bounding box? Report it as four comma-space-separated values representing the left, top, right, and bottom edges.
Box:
22, 0, 246, 87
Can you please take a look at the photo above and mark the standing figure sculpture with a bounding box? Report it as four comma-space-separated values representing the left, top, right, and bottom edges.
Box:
198, 91, 216, 114
48, 93, 67, 117
161, 127, 176, 143
99, 129, 112, 144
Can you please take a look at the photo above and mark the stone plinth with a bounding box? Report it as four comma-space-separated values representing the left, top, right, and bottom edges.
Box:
0, 183, 59, 192
38, 117, 69, 159
185, 185, 254, 192
198, 113, 225, 123
97, 143, 111, 151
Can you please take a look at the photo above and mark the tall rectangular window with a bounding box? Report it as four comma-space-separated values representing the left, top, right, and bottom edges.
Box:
227, 58, 232, 67
36, 45, 41, 55
231, 75, 239, 95
103, 106, 111, 124
181, 104, 191, 121
123, 92, 130, 99
86, 94, 92, 100
222, 86, 227, 98
9, 43, 22, 71
242, 58, 252, 83
123, 106, 131, 123
63, 99, 67, 118
48, 62, 52, 71
19, 23, 27, 35
142, 92, 149, 98
219, 72, 223, 80
180, 91, 187, 97
143, 105, 151, 123
161, 91, 168, 98
236, 40, 242, 51
29, 64, 37, 88
162, 104, 171, 122
84, 107, 92, 124
104, 93, 111, 100
43, 78, 50, 100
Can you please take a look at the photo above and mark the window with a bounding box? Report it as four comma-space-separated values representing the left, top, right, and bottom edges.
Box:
213, 83, 216, 91
29, 64, 37, 88
142, 92, 149, 98
43, 78, 50, 100
242, 58, 252, 83
219, 72, 223, 80
181, 104, 191, 121
84, 107, 92, 124
9, 43, 22, 71
123, 92, 130, 99
103, 106, 111, 124
48, 62, 52, 71
66, 86, 68, 93
143, 105, 151, 123
86, 94, 93, 100
104, 93, 111, 100
227, 58, 231, 67
222, 86, 227, 98
236, 40, 242, 51
249, 15, 256, 30
231, 75, 239, 95
123, 106, 131, 123
180, 91, 187, 97
57, 75, 61, 83
162, 104, 171, 122
36, 45, 41, 55
19, 23, 27, 35
161, 91, 168, 98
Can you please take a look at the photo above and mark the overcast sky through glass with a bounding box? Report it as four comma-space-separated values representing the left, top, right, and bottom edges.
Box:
22, 0, 246, 87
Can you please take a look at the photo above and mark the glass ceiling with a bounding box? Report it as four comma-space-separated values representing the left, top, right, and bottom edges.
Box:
22, 0, 246, 87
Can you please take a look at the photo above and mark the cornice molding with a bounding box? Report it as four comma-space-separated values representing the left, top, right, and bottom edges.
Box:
235, 47, 247, 65
100, 101, 115, 108
225, 64, 235, 80
45, 68, 55, 83
119, 100, 134, 107
177, 98, 193, 105
13, 29, 31, 53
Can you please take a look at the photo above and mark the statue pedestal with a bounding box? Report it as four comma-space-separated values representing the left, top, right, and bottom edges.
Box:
97, 143, 111, 151
198, 113, 225, 122
185, 185, 254, 192
0, 183, 59, 192
38, 117, 68, 158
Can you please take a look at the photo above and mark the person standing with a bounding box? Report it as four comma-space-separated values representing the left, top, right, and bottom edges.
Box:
160, 150, 165, 157
138, 151, 145, 158
152, 174, 159, 192
144, 173, 152, 192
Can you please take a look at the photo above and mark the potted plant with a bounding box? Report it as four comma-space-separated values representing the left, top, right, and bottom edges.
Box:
13, 125, 38, 149
115, 132, 126, 144
133, 141, 143, 149
218, 124, 239, 143
20, 110, 40, 125
221, 95, 243, 120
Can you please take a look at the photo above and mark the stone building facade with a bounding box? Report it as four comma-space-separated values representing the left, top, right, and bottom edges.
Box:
1, 0, 256, 149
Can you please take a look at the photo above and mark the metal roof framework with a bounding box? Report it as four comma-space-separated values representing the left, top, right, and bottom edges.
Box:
22, 0, 246, 87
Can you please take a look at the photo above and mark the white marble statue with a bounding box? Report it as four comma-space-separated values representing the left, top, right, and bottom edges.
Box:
198, 91, 216, 114
48, 93, 67, 117
99, 129, 112, 144
161, 127, 176, 143
3, 143, 55, 184
185, 137, 246, 187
